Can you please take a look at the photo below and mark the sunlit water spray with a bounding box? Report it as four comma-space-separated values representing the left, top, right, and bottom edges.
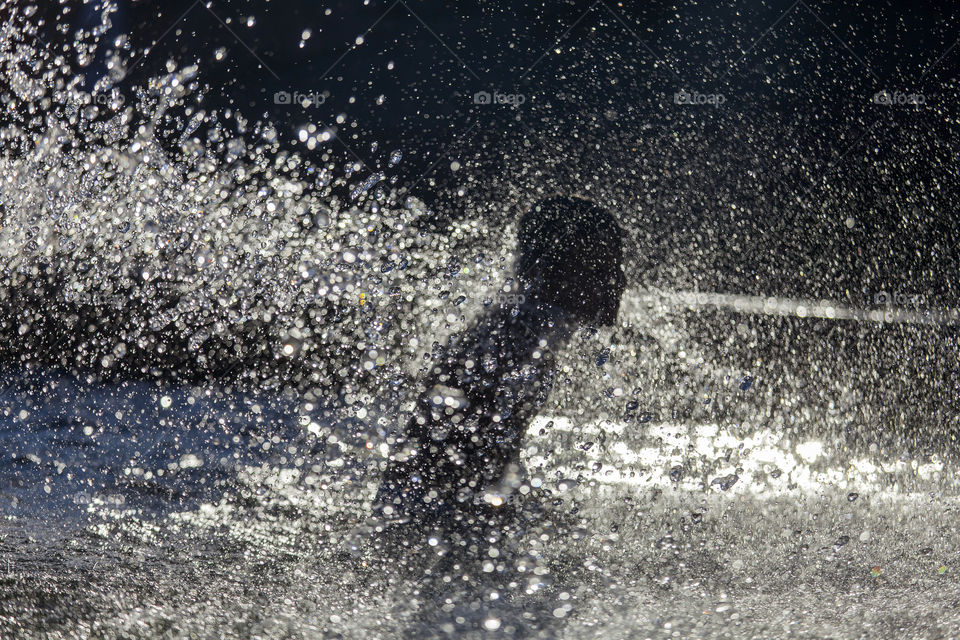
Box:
1, 2, 959, 638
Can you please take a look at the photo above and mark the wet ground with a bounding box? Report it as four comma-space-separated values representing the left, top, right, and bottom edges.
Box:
2, 296, 959, 639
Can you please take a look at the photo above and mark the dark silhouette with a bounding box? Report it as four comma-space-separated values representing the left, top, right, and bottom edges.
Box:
374, 196, 626, 523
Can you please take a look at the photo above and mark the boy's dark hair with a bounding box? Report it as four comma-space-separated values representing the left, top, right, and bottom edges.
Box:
517, 196, 626, 326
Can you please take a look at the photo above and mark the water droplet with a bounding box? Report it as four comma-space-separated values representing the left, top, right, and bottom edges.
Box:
711, 474, 738, 491
350, 172, 385, 200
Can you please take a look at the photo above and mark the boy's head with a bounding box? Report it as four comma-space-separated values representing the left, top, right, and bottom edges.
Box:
516, 196, 627, 327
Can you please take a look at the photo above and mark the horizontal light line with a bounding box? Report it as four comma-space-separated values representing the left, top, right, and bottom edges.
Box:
623, 289, 960, 326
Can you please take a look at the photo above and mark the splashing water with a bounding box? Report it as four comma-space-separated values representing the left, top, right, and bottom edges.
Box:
1, 2, 959, 638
